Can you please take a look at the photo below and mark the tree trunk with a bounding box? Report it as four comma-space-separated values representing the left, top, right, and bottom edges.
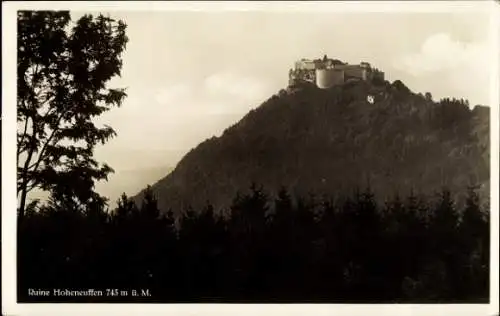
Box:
18, 185, 27, 224
18, 134, 36, 224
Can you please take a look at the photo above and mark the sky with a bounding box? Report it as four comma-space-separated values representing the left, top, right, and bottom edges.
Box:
22, 6, 499, 203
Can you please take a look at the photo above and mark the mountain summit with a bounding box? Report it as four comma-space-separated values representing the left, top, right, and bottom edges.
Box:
134, 77, 489, 215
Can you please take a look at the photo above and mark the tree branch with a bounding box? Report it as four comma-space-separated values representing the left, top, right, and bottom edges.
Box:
27, 111, 65, 172
17, 114, 30, 160
18, 63, 46, 202
27, 71, 73, 173
27, 90, 79, 174
25, 178, 39, 194
17, 68, 40, 159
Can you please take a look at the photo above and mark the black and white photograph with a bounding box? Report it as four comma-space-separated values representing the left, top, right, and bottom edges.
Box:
2, 1, 499, 315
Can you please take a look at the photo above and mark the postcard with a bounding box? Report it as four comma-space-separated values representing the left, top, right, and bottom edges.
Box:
2, 1, 499, 316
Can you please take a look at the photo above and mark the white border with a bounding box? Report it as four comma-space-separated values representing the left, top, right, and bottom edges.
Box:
2, 0, 495, 12
2, 1, 499, 316
489, 1, 500, 311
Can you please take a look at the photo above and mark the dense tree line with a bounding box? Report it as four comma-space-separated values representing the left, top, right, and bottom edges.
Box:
18, 185, 489, 303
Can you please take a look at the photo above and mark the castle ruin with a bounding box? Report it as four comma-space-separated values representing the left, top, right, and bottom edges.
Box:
289, 55, 385, 89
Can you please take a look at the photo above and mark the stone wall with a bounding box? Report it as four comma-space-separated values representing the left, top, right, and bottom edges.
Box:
315, 69, 345, 89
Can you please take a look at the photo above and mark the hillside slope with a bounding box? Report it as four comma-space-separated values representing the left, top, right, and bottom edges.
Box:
134, 79, 490, 214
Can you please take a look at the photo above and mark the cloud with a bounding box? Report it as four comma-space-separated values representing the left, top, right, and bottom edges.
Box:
203, 72, 270, 103
394, 33, 488, 76
393, 33, 490, 105
155, 83, 193, 105
149, 72, 272, 117
98, 71, 274, 156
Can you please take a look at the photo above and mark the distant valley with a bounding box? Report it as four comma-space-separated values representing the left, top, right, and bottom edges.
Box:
28, 165, 174, 208
96, 165, 174, 206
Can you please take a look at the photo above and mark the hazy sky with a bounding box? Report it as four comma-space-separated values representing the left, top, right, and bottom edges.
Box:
83, 10, 493, 172
41, 7, 494, 201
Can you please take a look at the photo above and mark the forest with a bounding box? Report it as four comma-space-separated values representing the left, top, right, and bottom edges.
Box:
18, 184, 490, 303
